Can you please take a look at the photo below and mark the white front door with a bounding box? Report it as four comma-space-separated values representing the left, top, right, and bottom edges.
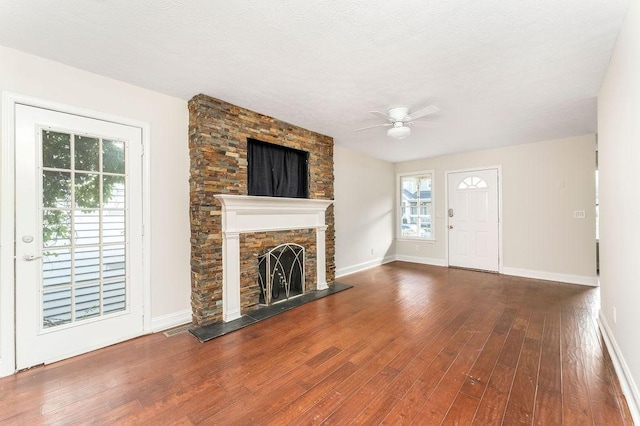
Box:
447, 168, 499, 272
15, 104, 144, 370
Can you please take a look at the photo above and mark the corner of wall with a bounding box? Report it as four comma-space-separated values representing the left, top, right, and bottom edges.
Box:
501, 267, 598, 287
393, 255, 447, 267
335, 255, 395, 278
598, 311, 640, 425
333, 146, 396, 277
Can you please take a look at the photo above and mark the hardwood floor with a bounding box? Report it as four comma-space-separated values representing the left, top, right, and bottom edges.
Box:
0, 262, 633, 425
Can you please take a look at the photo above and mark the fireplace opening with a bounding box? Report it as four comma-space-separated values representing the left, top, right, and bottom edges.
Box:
258, 243, 305, 305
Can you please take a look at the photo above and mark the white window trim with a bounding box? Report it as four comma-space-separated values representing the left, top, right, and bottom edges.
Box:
396, 170, 436, 242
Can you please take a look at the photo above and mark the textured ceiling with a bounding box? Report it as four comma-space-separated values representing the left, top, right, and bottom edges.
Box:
0, 0, 629, 162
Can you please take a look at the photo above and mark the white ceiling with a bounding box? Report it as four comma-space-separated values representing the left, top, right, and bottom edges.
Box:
0, 0, 629, 162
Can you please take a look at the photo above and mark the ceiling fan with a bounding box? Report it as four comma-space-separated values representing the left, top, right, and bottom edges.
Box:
356, 105, 440, 140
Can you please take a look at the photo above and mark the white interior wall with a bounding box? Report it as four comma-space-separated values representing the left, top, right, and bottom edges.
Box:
0, 46, 191, 354
598, 0, 640, 420
334, 146, 395, 277
395, 135, 597, 284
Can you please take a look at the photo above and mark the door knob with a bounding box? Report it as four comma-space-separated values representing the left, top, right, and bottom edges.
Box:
449, 225, 454, 229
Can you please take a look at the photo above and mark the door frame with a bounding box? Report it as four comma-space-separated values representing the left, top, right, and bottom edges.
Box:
444, 166, 503, 273
0, 92, 151, 377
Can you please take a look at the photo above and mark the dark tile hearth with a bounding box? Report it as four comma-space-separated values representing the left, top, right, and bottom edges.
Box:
189, 282, 353, 342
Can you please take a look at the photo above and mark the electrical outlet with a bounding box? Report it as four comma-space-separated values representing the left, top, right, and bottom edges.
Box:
415, 244, 420, 252
573, 210, 586, 219
370, 248, 374, 255
613, 306, 617, 324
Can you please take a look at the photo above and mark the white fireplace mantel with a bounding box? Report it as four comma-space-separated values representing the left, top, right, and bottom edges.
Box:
214, 194, 333, 322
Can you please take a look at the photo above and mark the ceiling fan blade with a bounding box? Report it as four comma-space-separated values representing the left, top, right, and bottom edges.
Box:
355, 123, 392, 131
407, 105, 439, 121
369, 111, 393, 121
407, 119, 438, 127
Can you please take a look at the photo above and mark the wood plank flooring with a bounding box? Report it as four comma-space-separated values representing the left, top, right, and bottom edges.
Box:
0, 262, 633, 425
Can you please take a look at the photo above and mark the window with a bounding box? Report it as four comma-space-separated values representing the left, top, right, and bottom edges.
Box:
399, 172, 434, 240
458, 176, 487, 189
41, 131, 127, 327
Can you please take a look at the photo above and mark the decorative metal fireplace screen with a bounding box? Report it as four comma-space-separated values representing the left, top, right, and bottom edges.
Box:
258, 243, 305, 305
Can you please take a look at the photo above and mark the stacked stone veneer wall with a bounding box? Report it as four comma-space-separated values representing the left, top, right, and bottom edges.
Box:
189, 94, 335, 325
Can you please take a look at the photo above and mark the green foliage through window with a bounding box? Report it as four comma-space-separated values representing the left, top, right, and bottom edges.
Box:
42, 130, 125, 246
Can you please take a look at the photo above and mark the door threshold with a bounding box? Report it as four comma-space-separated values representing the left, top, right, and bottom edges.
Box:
448, 266, 498, 274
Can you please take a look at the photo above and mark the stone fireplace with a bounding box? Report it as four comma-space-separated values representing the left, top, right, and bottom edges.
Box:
214, 194, 332, 321
189, 94, 335, 326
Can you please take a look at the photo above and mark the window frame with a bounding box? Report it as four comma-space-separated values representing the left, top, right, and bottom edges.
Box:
396, 170, 435, 242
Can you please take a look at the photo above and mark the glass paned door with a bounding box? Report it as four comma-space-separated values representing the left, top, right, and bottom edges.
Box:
42, 131, 127, 328
15, 104, 144, 370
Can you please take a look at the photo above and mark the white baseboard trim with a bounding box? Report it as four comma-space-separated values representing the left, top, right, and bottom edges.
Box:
598, 311, 640, 425
335, 256, 395, 278
336, 259, 597, 288
393, 255, 448, 267
501, 267, 598, 286
150, 309, 192, 333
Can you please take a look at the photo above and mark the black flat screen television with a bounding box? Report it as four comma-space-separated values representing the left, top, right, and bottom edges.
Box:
247, 138, 309, 198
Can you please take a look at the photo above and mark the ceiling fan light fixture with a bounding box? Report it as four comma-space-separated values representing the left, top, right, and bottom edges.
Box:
387, 125, 411, 140
356, 104, 438, 139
